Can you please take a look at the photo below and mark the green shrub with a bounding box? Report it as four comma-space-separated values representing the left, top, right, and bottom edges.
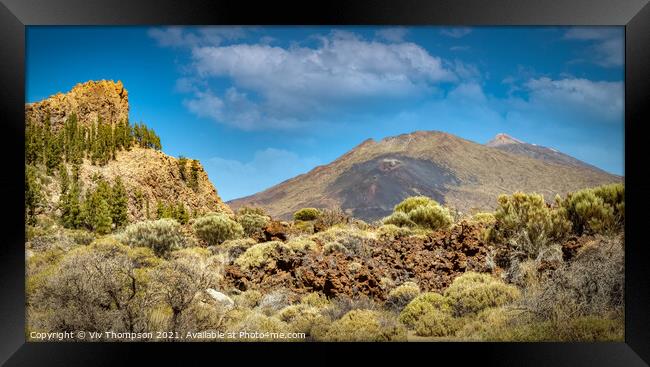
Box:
556, 316, 623, 342
593, 183, 624, 220
66, 229, 96, 246
323, 241, 347, 255
520, 235, 624, 322
489, 192, 571, 257
311, 226, 373, 257
29, 231, 78, 252
26, 247, 66, 300
399, 292, 451, 328
258, 288, 293, 316
407, 204, 453, 230
384, 196, 453, 231
414, 308, 459, 337
444, 272, 520, 316
171, 246, 212, 260
118, 218, 185, 257
322, 309, 406, 341
193, 213, 244, 246
300, 292, 330, 309
219, 238, 257, 259
560, 184, 624, 235
385, 281, 420, 311
235, 241, 281, 270
237, 206, 268, 216
457, 309, 623, 342
455, 307, 521, 340
229, 312, 290, 341
394, 196, 437, 214
314, 208, 350, 231
233, 289, 263, 308
277, 304, 329, 336
293, 220, 315, 234
322, 294, 380, 321
28, 237, 159, 335
470, 212, 496, 226
382, 211, 416, 228
376, 224, 414, 241
293, 208, 322, 221
283, 237, 318, 252
237, 213, 269, 237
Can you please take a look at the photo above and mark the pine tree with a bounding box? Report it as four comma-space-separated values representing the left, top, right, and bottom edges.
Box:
89, 123, 96, 164
82, 177, 113, 233
177, 156, 188, 181
110, 176, 129, 228
25, 165, 43, 225
45, 126, 64, 175
63, 113, 81, 163
25, 120, 43, 165
61, 180, 83, 229
109, 125, 116, 160
156, 200, 165, 219
61, 164, 83, 229
94, 198, 113, 234
175, 202, 189, 225
134, 189, 143, 211
189, 160, 200, 190
58, 163, 69, 195
42, 114, 52, 166
124, 119, 133, 150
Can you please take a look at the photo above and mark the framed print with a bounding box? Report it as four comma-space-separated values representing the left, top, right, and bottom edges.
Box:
1, 0, 649, 365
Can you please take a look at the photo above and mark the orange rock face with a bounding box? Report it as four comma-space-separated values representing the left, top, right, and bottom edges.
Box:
26, 80, 130, 129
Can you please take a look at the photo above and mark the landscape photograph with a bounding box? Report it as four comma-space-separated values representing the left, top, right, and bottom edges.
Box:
25, 26, 624, 342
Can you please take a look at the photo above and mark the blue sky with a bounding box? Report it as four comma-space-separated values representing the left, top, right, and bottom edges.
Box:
26, 26, 624, 201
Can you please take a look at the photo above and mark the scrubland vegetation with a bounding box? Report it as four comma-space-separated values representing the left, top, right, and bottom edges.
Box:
25, 183, 624, 342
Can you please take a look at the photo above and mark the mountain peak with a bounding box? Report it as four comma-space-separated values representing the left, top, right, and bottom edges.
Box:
486, 133, 525, 147
230, 130, 619, 220
26, 79, 130, 130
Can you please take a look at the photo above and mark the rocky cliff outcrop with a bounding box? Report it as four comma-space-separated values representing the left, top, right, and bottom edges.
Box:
28, 80, 233, 221
26, 80, 129, 129
77, 148, 233, 220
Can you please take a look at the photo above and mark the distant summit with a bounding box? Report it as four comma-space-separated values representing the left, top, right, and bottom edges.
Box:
486, 133, 524, 147
230, 130, 620, 221
485, 133, 607, 172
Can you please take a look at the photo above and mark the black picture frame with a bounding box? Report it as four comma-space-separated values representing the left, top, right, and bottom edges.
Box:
1, 0, 648, 365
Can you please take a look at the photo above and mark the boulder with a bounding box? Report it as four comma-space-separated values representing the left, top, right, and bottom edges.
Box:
206, 289, 235, 309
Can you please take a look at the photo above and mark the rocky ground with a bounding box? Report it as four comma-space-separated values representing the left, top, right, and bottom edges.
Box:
225, 221, 540, 300
222, 218, 605, 305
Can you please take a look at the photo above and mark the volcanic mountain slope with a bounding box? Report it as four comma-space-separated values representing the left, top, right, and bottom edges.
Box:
486, 133, 607, 172
229, 131, 620, 221
27, 80, 232, 220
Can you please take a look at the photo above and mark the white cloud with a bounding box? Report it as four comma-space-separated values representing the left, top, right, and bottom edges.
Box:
563, 28, 619, 41
148, 26, 247, 48
440, 27, 472, 38
183, 90, 224, 121
523, 77, 623, 122
450, 45, 470, 52
375, 27, 408, 42
563, 27, 623, 67
183, 88, 300, 131
184, 32, 455, 129
449, 60, 481, 81
205, 148, 321, 200
448, 82, 487, 103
